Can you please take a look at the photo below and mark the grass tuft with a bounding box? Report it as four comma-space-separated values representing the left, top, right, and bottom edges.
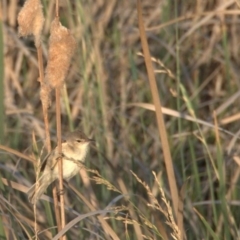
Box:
1, 0, 240, 239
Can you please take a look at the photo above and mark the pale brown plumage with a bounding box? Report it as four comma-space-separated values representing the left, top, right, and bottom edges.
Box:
27, 130, 93, 204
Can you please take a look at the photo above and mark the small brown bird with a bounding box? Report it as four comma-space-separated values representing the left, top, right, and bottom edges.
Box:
27, 130, 93, 204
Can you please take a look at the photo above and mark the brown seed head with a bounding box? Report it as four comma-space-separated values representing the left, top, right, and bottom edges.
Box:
17, 0, 45, 47
40, 83, 52, 111
45, 18, 77, 89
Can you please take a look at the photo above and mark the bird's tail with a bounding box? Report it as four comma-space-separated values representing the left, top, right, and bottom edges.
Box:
27, 176, 50, 204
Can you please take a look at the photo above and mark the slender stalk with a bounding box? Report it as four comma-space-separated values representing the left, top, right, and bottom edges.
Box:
137, 0, 179, 218
37, 44, 62, 236
52, 1, 65, 237
37, 46, 51, 152
55, 0, 59, 18
55, 87, 66, 240
0, 20, 4, 144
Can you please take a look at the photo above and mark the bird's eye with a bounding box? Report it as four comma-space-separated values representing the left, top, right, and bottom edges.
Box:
76, 139, 82, 143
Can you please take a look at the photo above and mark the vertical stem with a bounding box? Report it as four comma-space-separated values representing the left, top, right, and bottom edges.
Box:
37, 44, 64, 234
55, 87, 66, 239
53, 186, 62, 233
37, 46, 51, 152
137, 0, 178, 219
55, 0, 59, 17
54, 0, 63, 236
38, 45, 62, 233
0, 20, 4, 144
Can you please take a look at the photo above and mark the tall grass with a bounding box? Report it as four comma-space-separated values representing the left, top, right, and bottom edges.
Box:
1, 0, 240, 239
0, 19, 4, 143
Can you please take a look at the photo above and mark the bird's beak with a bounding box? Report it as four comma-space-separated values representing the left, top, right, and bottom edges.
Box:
88, 138, 95, 143
88, 138, 95, 146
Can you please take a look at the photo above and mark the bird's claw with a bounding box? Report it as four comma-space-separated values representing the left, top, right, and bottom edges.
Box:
57, 188, 65, 196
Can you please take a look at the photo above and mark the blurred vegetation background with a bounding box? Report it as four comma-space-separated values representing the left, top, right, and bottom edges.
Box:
1, 0, 240, 239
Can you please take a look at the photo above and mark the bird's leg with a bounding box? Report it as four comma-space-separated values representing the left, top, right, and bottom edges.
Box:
57, 187, 65, 196
51, 153, 65, 170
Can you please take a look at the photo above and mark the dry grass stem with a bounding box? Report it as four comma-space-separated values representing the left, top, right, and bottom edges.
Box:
55, 87, 65, 238
40, 83, 52, 113
92, 176, 121, 193
137, 0, 178, 219
131, 170, 181, 239
4, 0, 240, 239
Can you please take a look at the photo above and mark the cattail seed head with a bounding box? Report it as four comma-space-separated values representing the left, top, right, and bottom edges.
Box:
40, 83, 52, 112
45, 18, 77, 89
18, 0, 45, 47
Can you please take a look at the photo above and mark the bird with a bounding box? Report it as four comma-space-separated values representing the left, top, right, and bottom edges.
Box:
27, 130, 93, 204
